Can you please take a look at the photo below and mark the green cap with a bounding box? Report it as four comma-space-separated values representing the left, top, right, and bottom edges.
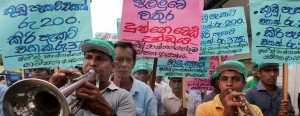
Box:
81, 38, 115, 60
215, 60, 247, 78
212, 71, 219, 79
258, 63, 279, 71
132, 64, 150, 74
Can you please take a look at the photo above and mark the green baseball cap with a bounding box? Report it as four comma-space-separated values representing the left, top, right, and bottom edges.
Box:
81, 38, 115, 60
258, 63, 279, 71
212, 71, 219, 79
215, 60, 247, 78
132, 64, 150, 74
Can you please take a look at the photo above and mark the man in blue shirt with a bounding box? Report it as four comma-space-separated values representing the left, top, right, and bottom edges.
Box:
245, 63, 294, 116
110, 41, 157, 116
0, 83, 8, 116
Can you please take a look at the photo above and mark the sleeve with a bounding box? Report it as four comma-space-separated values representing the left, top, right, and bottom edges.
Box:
116, 91, 137, 116
146, 87, 158, 116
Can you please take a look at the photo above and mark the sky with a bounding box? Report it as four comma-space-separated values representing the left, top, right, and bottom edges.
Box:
90, 0, 123, 34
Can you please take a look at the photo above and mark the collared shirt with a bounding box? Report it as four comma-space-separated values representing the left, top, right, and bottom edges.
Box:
243, 78, 259, 92
74, 82, 136, 116
196, 94, 263, 116
162, 92, 196, 116
245, 81, 295, 116
110, 74, 157, 116
0, 84, 8, 116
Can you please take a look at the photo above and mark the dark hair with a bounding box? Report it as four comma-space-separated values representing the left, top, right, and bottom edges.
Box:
210, 76, 220, 91
114, 41, 137, 61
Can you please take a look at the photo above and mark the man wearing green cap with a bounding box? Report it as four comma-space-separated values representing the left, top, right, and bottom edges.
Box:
245, 63, 294, 116
196, 60, 263, 116
132, 64, 151, 83
243, 62, 259, 92
110, 41, 157, 116
29, 67, 51, 81
50, 38, 136, 115
133, 63, 164, 115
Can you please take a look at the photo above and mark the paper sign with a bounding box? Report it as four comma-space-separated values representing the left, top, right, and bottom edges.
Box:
135, 57, 154, 70
250, 0, 300, 63
94, 32, 119, 43
120, 1, 204, 61
156, 57, 210, 78
186, 55, 235, 91
0, 0, 92, 70
200, 7, 249, 56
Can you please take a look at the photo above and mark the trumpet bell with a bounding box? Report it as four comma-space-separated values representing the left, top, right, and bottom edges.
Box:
3, 79, 70, 116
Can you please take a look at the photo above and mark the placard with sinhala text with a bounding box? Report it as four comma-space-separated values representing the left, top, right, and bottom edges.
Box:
0, 0, 92, 70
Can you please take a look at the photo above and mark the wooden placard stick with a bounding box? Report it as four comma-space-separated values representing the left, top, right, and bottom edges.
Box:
282, 64, 288, 100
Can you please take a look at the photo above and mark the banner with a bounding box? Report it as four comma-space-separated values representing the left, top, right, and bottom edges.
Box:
120, 0, 204, 61
94, 32, 119, 43
0, 0, 92, 69
156, 57, 210, 78
200, 7, 249, 56
186, 55, 235, 91
250, 0, 300, 63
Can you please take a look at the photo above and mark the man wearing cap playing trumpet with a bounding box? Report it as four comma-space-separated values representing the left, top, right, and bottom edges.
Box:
245, 63, 294, 116
196, 60, 263, 116
50, 38, 136, 115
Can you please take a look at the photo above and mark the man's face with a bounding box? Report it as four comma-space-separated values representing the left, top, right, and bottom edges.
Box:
113, 47, 135, 77
133, 70, 149, 84
252, 67, 258, 77
258, 66, 279, 86
169, 77, 182, 93
156, 76, 162, 83
30, 68, 49, 80
217, 70, 245, 97
82, 50, 113, 83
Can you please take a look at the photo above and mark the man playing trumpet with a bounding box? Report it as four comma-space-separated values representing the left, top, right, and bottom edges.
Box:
196, 60, 263, 116
50, 38, 136, 115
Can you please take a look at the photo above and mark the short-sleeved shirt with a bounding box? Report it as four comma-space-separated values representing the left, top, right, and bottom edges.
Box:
243, 78, 259, 92
74, 82, 136, 116
245, 81, 295, 116
0, 84, 8, 116
196, 94, 263, 116
162, 92, 196, 116
110, 74, 157, 116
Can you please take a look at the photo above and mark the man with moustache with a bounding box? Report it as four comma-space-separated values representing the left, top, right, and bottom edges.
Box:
245, 63, 294, 116
196, 60, 263, 116
110, 41, 157, 116
51, 38, 136, 115
162, 77, 196, 116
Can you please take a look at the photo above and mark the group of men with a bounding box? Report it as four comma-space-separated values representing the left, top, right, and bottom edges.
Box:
0, 38, 297, 116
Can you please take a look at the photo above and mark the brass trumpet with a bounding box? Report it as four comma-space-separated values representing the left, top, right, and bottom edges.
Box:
3, 69, 96, 116
228, 89, 258, 116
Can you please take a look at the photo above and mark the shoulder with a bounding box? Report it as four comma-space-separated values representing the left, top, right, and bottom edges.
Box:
134, 79, 152, 91
245, 85, 257, 94
196, 101, 213, 115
